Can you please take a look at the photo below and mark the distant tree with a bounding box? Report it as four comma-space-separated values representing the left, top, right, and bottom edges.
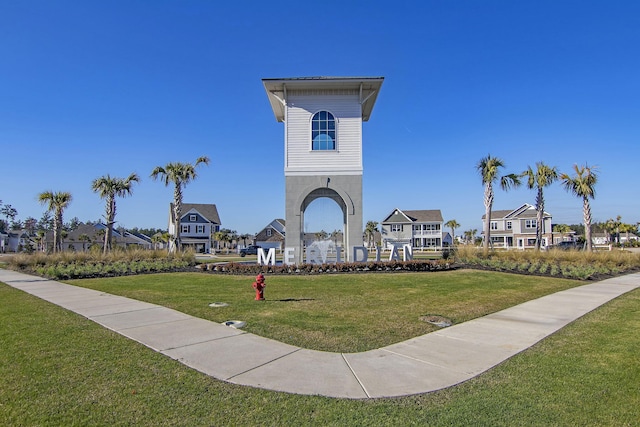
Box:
331, 229, 342, 247
444, 219, 460, 247
92, 173, 140, 254
78, 233, 91, 252
619, 222, 636, 247
560, 164, 598, 251
365, 221, 379, 248
63, 216, 82, 231
1, 203, 18, 226
522, 162, 558, 250
35, 230, 46, 252
314, 230, 329, 240
38, 191, 72, 253
24, 217, 38, 235
463, 229, 478, 245
151, 156, 210, 252
38, 211, 54, 231
477, 155, 521, 251
239, 233, 253, 248
151, 232, 170, 250
130, 227, 166, 237
553, 224, 573, 243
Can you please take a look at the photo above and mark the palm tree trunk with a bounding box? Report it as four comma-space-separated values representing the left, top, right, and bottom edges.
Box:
583, 196, 593, 251
483, 183, 493, 252
172, 185, 183, 253
104, 196, 115, 254
535, 187, 544, 250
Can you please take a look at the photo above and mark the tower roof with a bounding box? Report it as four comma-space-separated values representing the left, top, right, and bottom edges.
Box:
262, 76, 384, 122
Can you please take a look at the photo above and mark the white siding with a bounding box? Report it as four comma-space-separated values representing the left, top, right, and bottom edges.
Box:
285, 92, 362, 175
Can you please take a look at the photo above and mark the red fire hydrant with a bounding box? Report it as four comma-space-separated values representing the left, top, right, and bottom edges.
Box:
252, 273, 266, 301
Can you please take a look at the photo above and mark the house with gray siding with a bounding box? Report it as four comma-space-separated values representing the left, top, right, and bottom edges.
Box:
482, 203, 552, 249
169, 203, 220, 253
381, 209, 447, 250
255, 219, 285, 251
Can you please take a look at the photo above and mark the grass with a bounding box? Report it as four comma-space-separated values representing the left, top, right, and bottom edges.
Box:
1, 276, 638, 426
66, 270, 581, 352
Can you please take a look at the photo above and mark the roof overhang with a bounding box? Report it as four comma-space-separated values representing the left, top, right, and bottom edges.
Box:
262, 76, 384, 122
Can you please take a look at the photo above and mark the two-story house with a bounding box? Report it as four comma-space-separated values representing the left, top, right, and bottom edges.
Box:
381, 209, 447, 250
482, 203, 552, 249
169, 203, 221, 253
255, 219, 285, 251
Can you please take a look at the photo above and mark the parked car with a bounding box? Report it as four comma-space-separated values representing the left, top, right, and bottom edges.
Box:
240, 245, 262, 257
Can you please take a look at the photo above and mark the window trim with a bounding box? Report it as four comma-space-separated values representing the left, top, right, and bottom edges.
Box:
189, 214, 197, 222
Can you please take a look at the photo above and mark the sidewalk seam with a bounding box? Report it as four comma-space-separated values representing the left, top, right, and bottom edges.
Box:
342, 353, 371, 398
225, 348, 302, 381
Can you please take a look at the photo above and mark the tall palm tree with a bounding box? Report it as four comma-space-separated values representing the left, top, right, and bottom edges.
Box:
444, 219, 460, 247
38, 191, 72, 253
365, 220, 379, 248
477, 155, 521, 252
91, 173, 140, 254
560, 164, 598, 251
522, 162, 558, 250
151, 156, 210, 252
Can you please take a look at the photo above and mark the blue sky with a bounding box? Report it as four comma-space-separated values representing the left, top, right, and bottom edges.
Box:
1, 1, 639, 236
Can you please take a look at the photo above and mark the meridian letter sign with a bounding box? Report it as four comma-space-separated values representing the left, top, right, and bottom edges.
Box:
262, 77, 384, 265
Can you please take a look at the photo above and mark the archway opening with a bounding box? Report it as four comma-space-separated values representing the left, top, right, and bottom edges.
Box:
302, 193, 345, 263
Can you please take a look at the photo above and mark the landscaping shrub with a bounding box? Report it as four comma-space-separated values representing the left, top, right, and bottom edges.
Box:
7, 250, 196, 279
454, 245, 640, 280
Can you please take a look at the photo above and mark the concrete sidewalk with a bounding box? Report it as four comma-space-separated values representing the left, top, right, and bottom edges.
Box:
1, 268, 638, 399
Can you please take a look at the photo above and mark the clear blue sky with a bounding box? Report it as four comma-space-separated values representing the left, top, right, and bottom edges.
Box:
1, 1, 639, 236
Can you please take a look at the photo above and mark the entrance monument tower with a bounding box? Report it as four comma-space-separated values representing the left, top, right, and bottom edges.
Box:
263, 77, 383, 263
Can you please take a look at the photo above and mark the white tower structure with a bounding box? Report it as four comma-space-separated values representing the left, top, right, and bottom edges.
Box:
263, 76, 383, 263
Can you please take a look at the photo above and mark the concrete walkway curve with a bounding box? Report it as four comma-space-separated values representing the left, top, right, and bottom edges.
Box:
1, 269, 638, 399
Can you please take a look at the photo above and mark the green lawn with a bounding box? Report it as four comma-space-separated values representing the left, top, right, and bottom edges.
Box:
1, 275, 638, 426
67, 270, 581, 352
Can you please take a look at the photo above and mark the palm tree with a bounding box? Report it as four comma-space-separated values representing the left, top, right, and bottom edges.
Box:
38, 191, 72, 253
78, 233, 91, 252
365, 221, 379, 248
151, 156, 210, 252
477, 155, 521, 251
444, 219, 460, 247
553, 224, 572, 244
91, 173, 140, 254
522, 162, 558, 250
560, 164, 598, 251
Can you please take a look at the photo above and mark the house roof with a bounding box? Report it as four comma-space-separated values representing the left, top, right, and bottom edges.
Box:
382, 209, 443, 223
262, 76, 384, 122
483, 203, 551, 220
171, 203, 221, 224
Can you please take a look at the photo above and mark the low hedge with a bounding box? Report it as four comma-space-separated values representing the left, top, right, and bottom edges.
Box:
197, 259, 453, 275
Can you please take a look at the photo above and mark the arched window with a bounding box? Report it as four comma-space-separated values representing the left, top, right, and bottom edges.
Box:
311, 111, 336, 150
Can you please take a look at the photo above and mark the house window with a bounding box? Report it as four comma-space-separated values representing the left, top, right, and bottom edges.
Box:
490, 221, 498, 230
181, 225, 189, 233
424, 224, 440, 231
527, 238, 537, 246
506, 221, 512, 230
311, 111, 336, 150
413, 225, 421, 232
391, 224, 403, 232
189, 215, 197, 222
525, 219, 536, 229
267, 228, 272, 237
196, 225, 205, 234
